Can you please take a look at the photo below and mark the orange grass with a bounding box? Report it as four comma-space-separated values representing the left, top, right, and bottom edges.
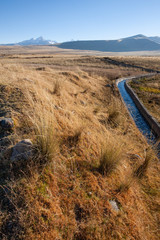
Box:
0, 54, 159, 240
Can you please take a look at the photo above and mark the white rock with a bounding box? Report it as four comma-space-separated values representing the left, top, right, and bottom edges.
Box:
109, 200, 119, 212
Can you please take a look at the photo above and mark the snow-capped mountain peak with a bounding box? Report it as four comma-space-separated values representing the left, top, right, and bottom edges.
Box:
14, 37, 56, 46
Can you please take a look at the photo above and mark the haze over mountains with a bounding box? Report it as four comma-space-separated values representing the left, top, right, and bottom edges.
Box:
1, 34, 160, 52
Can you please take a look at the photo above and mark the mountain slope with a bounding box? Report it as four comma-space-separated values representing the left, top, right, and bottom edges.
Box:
149, 36, 160, 44
58, 35, 160, 52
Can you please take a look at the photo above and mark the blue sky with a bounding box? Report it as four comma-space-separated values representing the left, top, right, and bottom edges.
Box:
0, 0, 160, 44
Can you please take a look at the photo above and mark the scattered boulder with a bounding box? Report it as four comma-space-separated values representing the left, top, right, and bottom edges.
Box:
10, 139, 33, 162
0, 118, 14, 130
109, 200, 119, 212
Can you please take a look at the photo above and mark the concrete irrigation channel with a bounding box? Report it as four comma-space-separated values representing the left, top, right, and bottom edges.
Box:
116, 74, 160, 157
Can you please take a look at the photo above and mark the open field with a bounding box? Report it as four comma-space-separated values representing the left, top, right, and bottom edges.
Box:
0, 49, 160, 240
112, 56, 160, 71
129, 75, 160, 124
1, 45, 160, 56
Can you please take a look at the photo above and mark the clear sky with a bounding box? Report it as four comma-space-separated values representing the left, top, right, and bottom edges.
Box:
0, 0, 160, 44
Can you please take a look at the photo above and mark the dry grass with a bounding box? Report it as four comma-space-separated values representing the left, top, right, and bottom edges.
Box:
52, 79, 61, 95
99, 138, 123, 175
33, 114, 59, 163
107, 97, 124, 127
0, 53, 159, 240
134, 147, 154, 178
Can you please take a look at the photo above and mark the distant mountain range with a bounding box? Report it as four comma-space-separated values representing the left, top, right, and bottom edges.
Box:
1, 37, 56, 46
58, 35, 160, 52
1, 35, 160, 52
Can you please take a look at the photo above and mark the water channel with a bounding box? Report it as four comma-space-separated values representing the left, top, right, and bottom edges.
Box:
117, 79, 157, 144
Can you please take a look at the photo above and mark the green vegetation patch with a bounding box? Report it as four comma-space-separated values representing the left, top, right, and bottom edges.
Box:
138, 86, 160, 94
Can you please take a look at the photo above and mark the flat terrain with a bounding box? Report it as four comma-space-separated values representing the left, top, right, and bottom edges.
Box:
0, 48, 159, 240
1, 45, 160, 56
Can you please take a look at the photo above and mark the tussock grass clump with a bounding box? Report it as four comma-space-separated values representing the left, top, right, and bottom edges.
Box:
52, 79, 61, 95
107, 108, 120, 125
24, 83, 59, 164
66, 129, 82, 147
134, 148, 154, 178
118, 176, 135, 192
99, 138, 123, 175
34, 116, 59, 163
107, 97, 127, 129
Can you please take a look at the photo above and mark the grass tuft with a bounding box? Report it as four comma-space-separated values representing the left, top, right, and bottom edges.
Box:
99, 139, 123, 175
134, 148, 153, 178
52, 80, 61, 96
34, 116, 59, 163
107, 97, 125, 128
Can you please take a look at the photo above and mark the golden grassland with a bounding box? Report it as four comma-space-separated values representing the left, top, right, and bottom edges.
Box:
0, 50, 160, 240
130, 75, 160, 123
112, 56, 160, 71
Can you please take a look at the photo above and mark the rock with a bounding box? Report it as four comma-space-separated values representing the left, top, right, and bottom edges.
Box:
105, 84, 112, 87
0, 137, 12, 147
130, 153, 142, 159
80, 100, 86, 106
88, 192, 92, 197
109, 200, 119, 212
134, 154, 141, 159
0, 118, 14, 130
10, 139, 33, 162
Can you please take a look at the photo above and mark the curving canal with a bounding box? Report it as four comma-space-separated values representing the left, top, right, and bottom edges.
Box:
117, 79, 156, 143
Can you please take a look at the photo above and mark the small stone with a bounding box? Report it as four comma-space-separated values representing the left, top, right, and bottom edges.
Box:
88, 192, 92, 197
130, 154, 142, 159
134, 154, 141, 159
0, 118, 14, 130
10, 139, 33, 162
109, 200, 119, 212
105, 84, 112, 87
80, 100, 86, 106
